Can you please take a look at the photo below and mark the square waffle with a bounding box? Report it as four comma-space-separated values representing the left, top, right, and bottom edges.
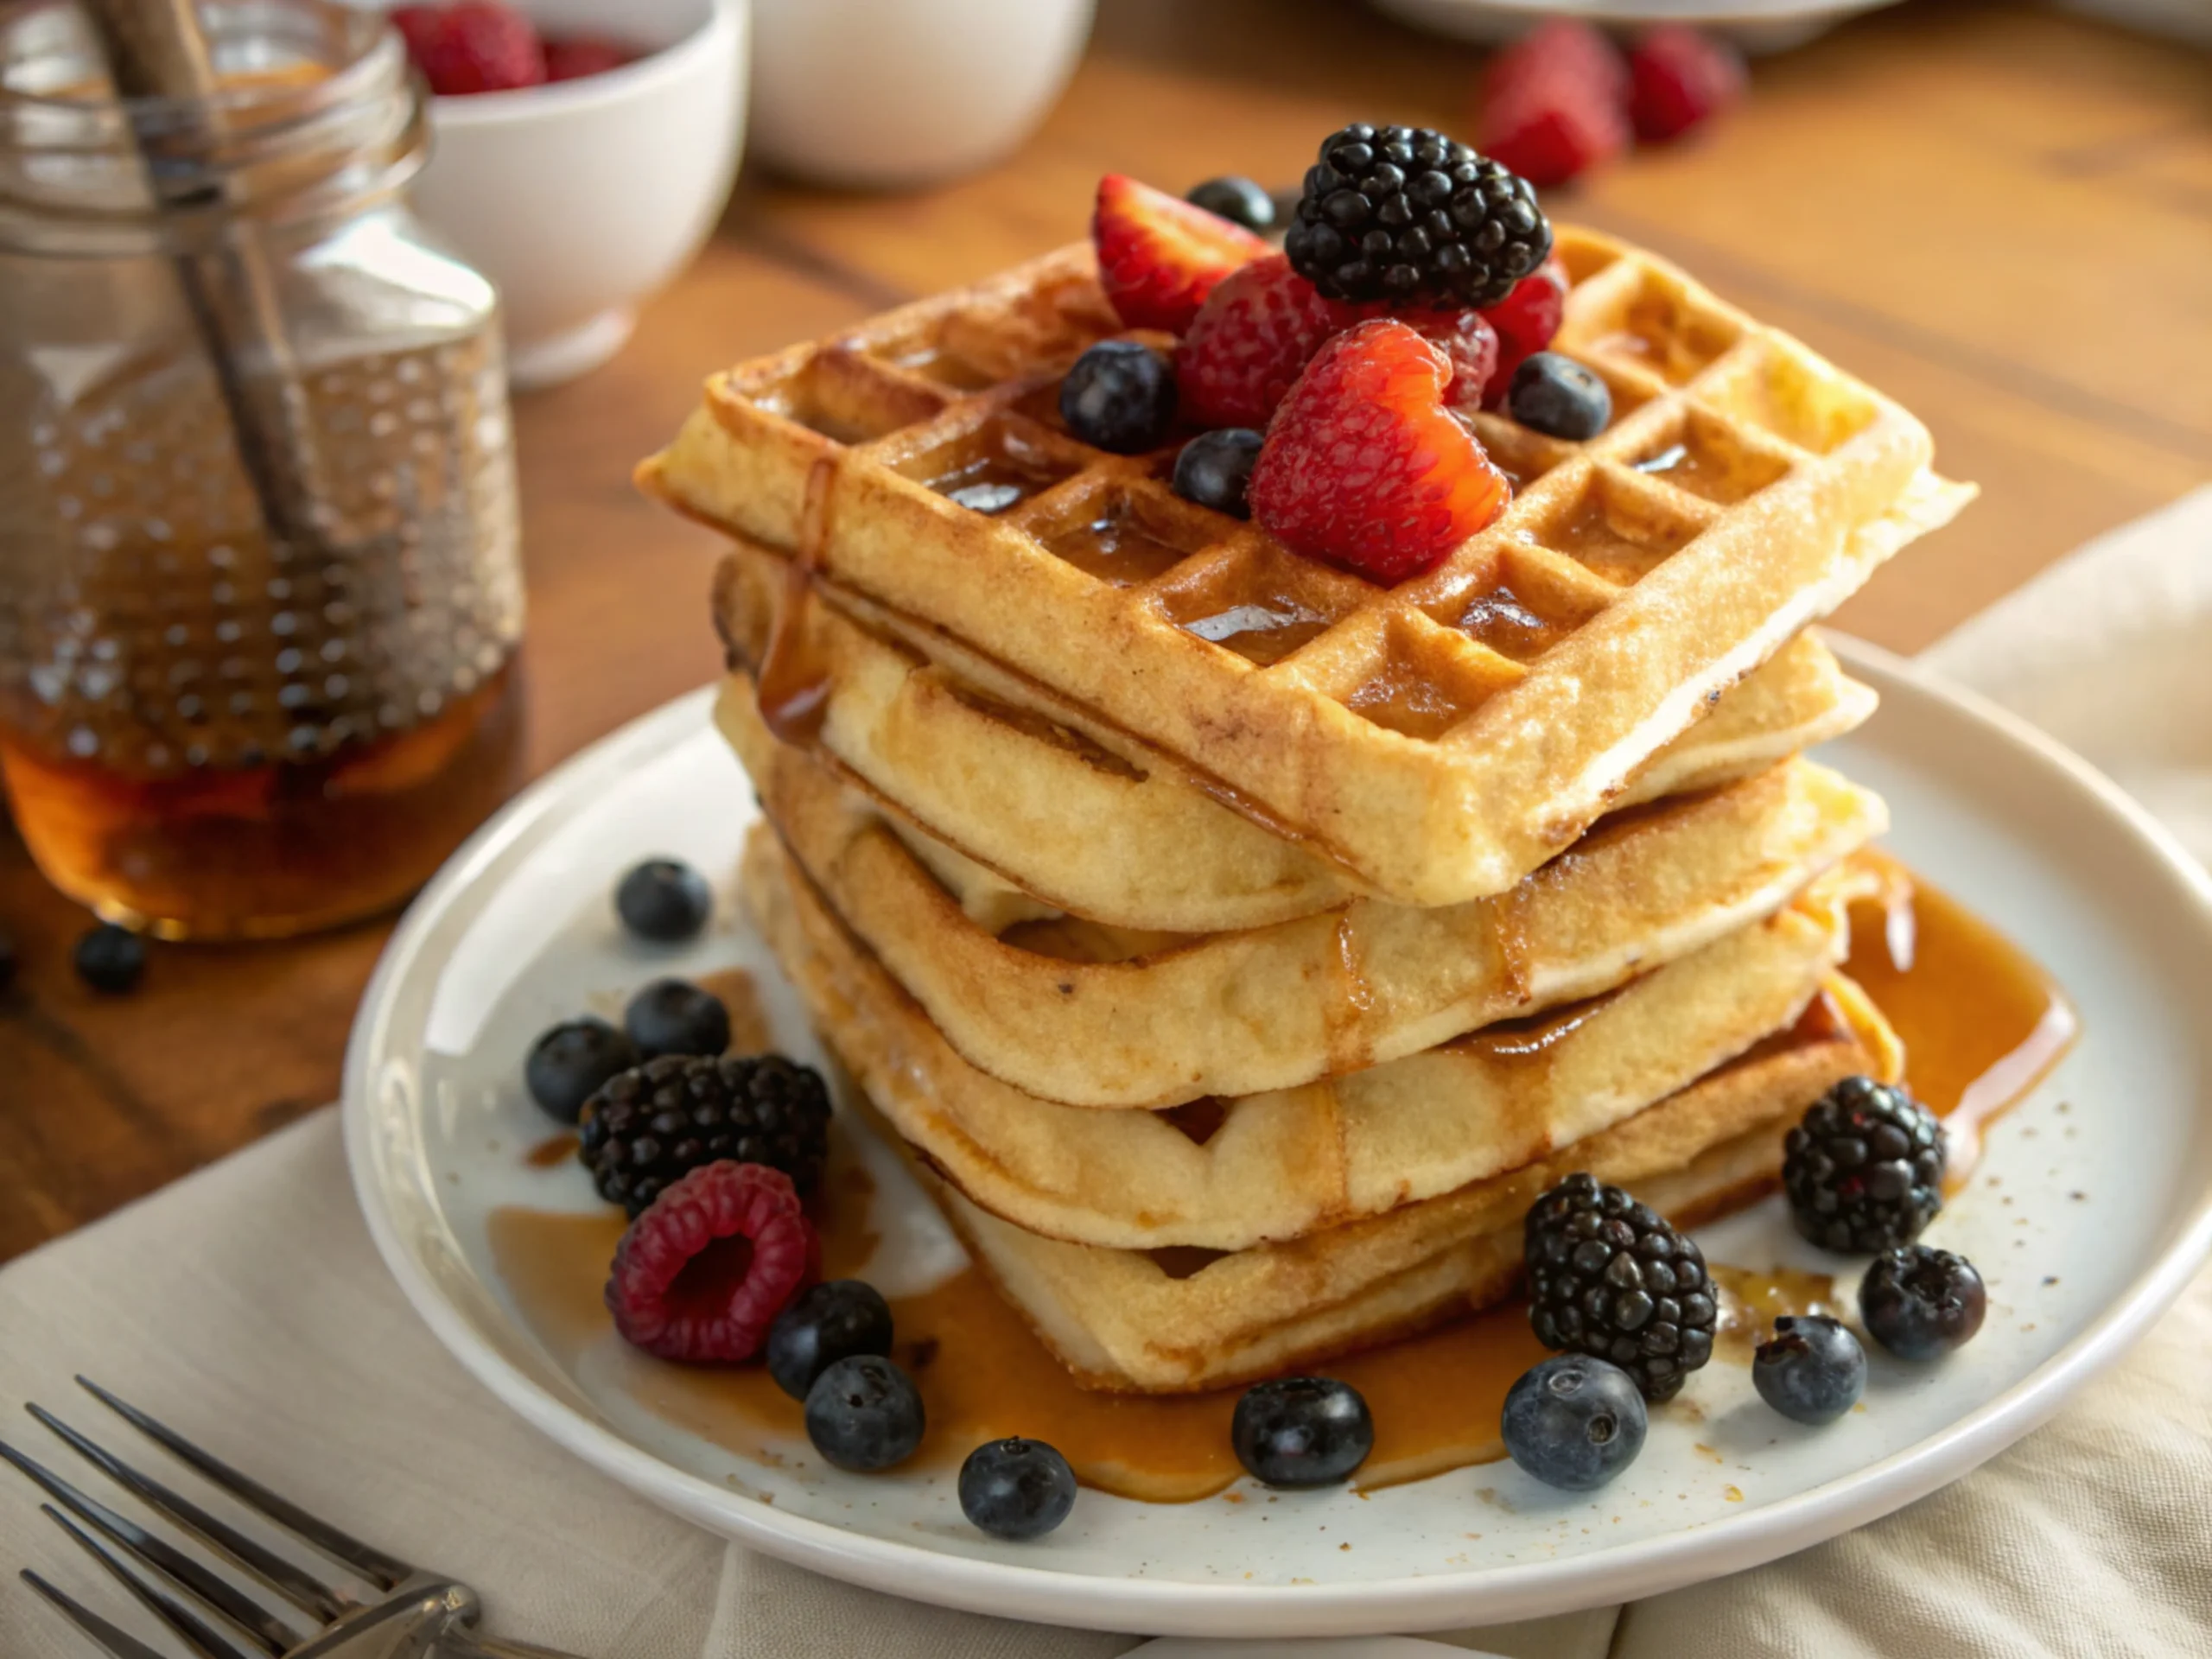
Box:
725, 673, 1885, 1108
709, 523, 1878, 933
646, 226, 1971, 907
896, 976, 1901, 1394
744, 823, 1872, 1256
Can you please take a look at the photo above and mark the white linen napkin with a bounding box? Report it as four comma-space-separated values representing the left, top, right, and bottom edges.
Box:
3, 490, 2209, 1659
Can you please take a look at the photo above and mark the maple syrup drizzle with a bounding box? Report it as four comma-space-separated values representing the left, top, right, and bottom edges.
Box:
692, 967, 774, 1056
489, 861, 2073, 1499
755, 457, 839, 747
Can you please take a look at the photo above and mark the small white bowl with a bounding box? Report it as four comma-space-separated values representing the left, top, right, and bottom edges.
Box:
403, 0, 747, 388
748, 0, 1091, 191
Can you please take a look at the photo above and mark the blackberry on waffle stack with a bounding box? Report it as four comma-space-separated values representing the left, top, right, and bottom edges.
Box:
641, 132, 1967, 1402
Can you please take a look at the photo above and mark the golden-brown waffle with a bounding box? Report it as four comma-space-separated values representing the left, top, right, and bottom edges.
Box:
903, 976, 1901, 1394
746, 820, 1866, 1252
726, 679, 1885, 1107
647, 226, 1971, 907
709, 526, 1878, 932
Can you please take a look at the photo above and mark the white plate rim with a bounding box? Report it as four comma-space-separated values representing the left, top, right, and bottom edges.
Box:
342, 634, 2212, 1637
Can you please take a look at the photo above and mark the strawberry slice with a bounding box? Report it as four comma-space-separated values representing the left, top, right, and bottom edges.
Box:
1093, 174, 1270, 337
1249, 320, 1512, 586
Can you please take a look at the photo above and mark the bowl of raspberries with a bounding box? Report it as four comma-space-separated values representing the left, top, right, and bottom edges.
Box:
387, 0, 747, 387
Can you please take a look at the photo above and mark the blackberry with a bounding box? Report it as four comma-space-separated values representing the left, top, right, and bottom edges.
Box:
1284, 123, 1550, 309
1524, 1173, 1715, 1402
1783, 1076, 1947, 1254
576, 1052, 830, 1217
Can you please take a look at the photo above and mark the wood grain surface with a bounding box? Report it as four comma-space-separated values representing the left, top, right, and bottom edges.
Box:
3, 0, 2206, 1262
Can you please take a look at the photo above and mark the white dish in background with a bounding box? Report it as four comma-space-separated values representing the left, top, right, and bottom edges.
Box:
747, 0, 1093, 190
344, 636, 2212, 1638
1368, 0, 1905, 54
404, 0, 747, 388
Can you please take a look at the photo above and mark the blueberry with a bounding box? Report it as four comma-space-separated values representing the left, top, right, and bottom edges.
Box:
73, 924, 144, 995
958, 1437, 1078, 1541
1501, 1355, 1646, 1491
615, 858, 712, 944
1230, 1376, 1372, 1488
1172, 429, 1263, 518
804, 1354, 925, 1472
1185, 175, 1274, 232
1506, 352, 1611, 442
1859, 1245, 1986, 1360
1752, 1315, 1866, 1425
766, 1281, 895, 1402
1059, 341, 1177, 454
623, 977, 730, 1058
524, 1016, 640, 1124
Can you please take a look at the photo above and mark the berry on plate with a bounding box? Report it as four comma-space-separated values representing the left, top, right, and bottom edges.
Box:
1860, 1245, 1987, 1360
1230, 1376, 1374, 1488
1507, 351, 1611, 440
1248, 319, 1511, 585
1477, 19, 1631, 188
1172, 429, 1264, 518
1092, 174, 1269, 336
1478, 256, 1568, 406
1525, 1172, 1716, 1402
1752, 1314, 1866, 1425
959, 1438, 1079, 1540
73, 923, 145, 995
1502, 1354, 1646, 1490
1283, 123, 1551, 309
1058, 340, 1179, 454
1629, 27, 1746, 144
623, 976, 730, 1058
804, 1354, 926, 1471
577, 1052, 831, 1217
1184, 175, 1275, 232
603, 1160, 817, 1363
766, 1280, 895, 1402
391, 2, 547, 96
524, 1016, 639, 1125
615, 856, 713, 944
1783, 1076, 1947, 1255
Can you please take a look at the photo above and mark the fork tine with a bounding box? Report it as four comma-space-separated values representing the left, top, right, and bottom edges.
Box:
29, 1403, 352, 1623
76, 1377, 413, 1588
44, 1504, 257, 1659
22, 1567, 176, 1659
0, 1436, 304, 1656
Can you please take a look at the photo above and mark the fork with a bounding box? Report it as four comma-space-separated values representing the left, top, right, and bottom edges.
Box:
4, 1376, 586, 1659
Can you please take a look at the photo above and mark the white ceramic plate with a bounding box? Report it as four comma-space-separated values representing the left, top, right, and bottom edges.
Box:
344, 636, 2212, 1638
1366, 0, 1904, 54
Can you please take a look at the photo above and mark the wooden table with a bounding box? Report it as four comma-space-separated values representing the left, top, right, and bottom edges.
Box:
3, 0, 2206, 1262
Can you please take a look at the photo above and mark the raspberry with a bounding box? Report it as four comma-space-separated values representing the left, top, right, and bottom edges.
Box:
1478, 257, 1568, 407
391, 3, 546, 96
1629, 28, 1745, 143
1478, 20, 1630, 188
1092, 174, 1271, 336
543, 35, 634, 82
604, 1161, 817, 1363
1249, 319, 1511, 586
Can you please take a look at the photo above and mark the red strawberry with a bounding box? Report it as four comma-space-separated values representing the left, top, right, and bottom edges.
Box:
1093, 174, 1271, 337
1249, 320, 1512, 586
543, 35, 636, 82
1477, 256, 1569, 407
1630, 28, 1745, 143
1478, 19, 1630, 188
391, 2, 546, 96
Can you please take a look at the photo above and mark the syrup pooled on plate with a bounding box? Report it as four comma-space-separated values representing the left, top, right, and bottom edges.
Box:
489, 861, 2073, 1499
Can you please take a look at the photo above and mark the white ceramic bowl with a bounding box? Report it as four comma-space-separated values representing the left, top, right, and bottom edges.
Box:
403, 0, 747, 388
748, 0, 1092, 191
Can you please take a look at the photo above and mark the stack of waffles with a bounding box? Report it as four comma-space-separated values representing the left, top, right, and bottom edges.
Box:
640, 226, 1972, 1394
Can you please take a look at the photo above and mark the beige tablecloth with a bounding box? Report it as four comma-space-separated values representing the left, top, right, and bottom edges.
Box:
4, 489, 2209, 1657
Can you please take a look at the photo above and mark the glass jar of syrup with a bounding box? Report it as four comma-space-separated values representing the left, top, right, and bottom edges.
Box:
0, 0, 525, 939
